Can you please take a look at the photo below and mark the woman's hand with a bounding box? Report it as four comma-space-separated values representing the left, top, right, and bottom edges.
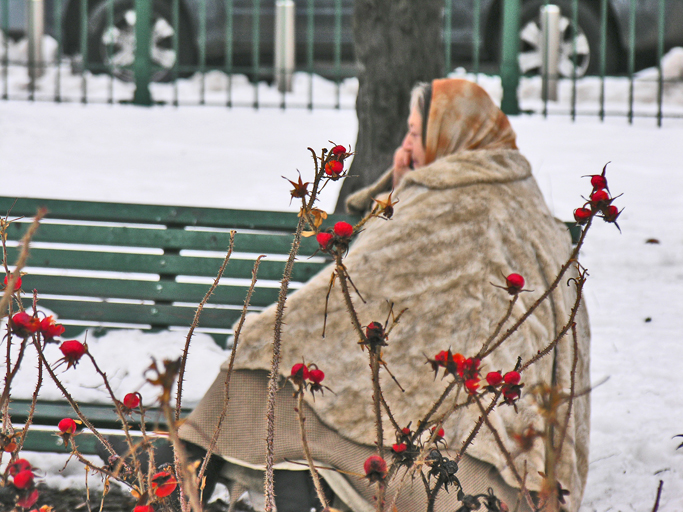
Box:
393, 146, 413, 189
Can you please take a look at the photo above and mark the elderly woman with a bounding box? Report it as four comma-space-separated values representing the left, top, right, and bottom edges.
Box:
180, 78, 590, 512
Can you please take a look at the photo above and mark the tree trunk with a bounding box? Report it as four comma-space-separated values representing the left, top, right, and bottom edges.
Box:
334, 0, 444, 213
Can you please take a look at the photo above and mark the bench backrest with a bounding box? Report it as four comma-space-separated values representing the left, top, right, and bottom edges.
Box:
1, 196, 359, 348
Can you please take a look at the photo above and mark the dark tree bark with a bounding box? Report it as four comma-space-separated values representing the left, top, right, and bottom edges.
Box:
334, 0, 444, 212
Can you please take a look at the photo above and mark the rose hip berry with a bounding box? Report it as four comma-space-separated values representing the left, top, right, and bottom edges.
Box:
151, 470, 178, 498
431, 426, 445, 439
333, 221, 353, 238
10, 312, 40, 338
8, 459, 32, 476
16, 489, 39, 509
603, 205, 621, 223
589, 189, 610, 209
58, 418, 78, 434
308, 368, 325, 385
486, 371, 503, 387
590, 175, 607, 190
465, 379, 480, 394
316, 232, 333, 251
13, 469, 34, 490
331, 144, 346, 156
503, 371, 521, 385
59, 340, 86, 369
392, 443, 407, 453
3, 274, 21, 291
573, 207, 592, 225
134, 507, 154, 512
325, 160, 343, 178
363, 455, 387, 482
505, 273, 525, 294
290, 363, 309, 385
40, 316, 65, 341
123, 393, 141, 409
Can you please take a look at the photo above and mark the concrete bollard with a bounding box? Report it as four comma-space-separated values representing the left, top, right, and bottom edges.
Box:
275, 0, 295, 93
540, 4, 561, 101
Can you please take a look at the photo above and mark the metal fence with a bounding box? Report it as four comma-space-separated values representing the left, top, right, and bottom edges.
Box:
1, 0, 682, 123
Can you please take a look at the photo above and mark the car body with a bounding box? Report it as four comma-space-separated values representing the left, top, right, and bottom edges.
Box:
3, 0, 683, 81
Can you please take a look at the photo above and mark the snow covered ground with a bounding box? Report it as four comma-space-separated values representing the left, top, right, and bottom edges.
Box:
1, 57, 683, 510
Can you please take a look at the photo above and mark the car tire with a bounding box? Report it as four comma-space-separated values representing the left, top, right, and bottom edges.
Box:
87, 0, 196, 82
518, 0, 620, 77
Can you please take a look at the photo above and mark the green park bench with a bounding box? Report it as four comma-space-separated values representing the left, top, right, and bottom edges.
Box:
0, 196, 580, 455
0, 196, 357, 454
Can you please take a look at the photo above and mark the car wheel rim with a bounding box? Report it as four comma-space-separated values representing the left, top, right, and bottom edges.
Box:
100, 8, 178, 81
518, 14, 590, 77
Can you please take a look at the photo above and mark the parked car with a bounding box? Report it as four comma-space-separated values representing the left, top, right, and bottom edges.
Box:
3, 0, 683, 82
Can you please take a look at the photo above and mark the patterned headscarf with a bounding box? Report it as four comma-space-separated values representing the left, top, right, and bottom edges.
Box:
424, 78, 518, 165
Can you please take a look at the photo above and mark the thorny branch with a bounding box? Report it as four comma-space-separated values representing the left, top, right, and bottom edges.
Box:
480, 219, 592, 360
474, 396, 537, 512
198, 255, 264, 486
296, 390, 330, 511
0, 208, 46, 319
176, 232, 236, 421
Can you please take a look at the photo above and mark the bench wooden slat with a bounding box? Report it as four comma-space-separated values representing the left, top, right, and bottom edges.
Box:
22, 275, 282, 307
7, 223, 322, 256
23, 298, 245, 330
10, 399, 189, 430
8, 247, 328, 282
0, 197, 355, 231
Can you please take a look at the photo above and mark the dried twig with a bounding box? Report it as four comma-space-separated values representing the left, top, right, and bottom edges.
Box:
176, 232, 236, 421
0, 208, 46, 319
296, 390, 330, 510
474, 396, 537, 511
197, 255, 263, 485
652, 480, 664, 512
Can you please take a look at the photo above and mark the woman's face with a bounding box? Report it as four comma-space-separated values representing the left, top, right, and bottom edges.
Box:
401, 109, 426, 168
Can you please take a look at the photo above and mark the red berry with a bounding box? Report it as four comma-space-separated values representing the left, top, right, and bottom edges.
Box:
3, 274, 21, 291
391, 443, 407, 453
331, 145, 346, 156
8, 459, 32, 476
431, 426, 445, 439
16, 488, 39, 508
325, 160, 343, 177
59, 340, 86, 368
40, 316, 65, 341
503, 371, 521, 385
434, 350, 449, 366
465, 379, 480, 394
503, 388, 520, 404
486, 371, 503, 387
134, 506, 154, 512
363, 455, 387, 482
505, 273, 525, 294
604, 205, 621, 223
308, 368, 325, 385
573, 207, 592, 225
590, 189, 610, 205
290, 363, 309, 384
316, 231, 333, 250
123, 393, 141, 409
333, 221, 353, 238
401, 427, 411, 435
13, 469, 34, 490
10, 312, 40, 338
366, 322, 384, 339
151, 470, 178, 498
58, 418, 78, 434
590, 175, 607, 190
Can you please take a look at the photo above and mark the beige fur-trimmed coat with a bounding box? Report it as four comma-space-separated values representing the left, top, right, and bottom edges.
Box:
183, 148, 590, 510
